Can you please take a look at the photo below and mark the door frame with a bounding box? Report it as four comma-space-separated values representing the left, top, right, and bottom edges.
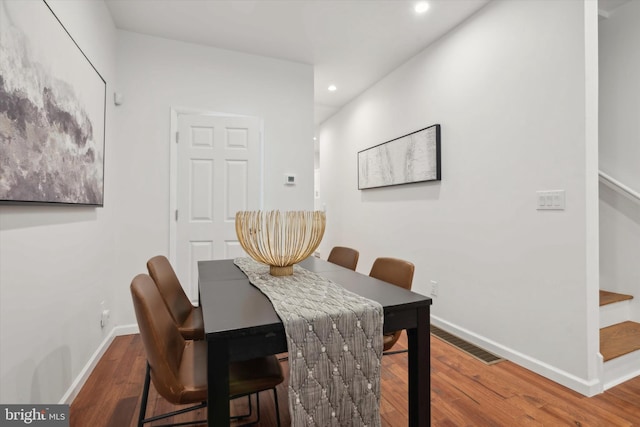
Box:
168, 107, 264, 268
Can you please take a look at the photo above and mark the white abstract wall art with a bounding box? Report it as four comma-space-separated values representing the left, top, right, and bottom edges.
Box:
358, 124, 441, 190
0, 0, 106, 206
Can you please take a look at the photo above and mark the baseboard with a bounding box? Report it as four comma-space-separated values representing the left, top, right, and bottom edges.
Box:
59, 323, 139, 405
430, 316, 603, 397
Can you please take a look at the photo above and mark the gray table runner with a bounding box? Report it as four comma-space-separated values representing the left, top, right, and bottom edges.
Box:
234, 257, 383, 427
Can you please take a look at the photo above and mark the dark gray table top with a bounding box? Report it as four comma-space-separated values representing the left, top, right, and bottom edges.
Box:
198, 257, 431, 338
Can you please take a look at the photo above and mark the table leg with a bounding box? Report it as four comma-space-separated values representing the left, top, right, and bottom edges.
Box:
407, 306, 430, 426
207, 338, 230, 427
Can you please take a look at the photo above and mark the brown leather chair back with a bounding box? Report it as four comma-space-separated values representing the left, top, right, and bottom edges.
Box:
147, 255, 193, 327
131, 274, 186, 403
327, 246, 360, 271
369, 257, 415, 351
369, 257, 414, 290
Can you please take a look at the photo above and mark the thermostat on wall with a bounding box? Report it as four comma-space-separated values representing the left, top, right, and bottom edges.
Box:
284, 174, 296, 185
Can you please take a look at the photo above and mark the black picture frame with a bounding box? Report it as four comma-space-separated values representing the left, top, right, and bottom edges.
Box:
358, 124, 441, 190
0, 0, 107, 206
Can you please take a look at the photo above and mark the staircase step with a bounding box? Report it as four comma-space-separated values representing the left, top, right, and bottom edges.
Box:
600, 290, 633, 307
600, 300, 632, 329
601, 321, 640, 362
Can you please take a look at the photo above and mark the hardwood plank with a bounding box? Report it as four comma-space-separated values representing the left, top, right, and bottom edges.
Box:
590, 392, 640, 425
601, 321, 640, 361
106, 397, 138, 427
70, 334, 138, 427
600, 290, 633, 306
70, 332, 640, 426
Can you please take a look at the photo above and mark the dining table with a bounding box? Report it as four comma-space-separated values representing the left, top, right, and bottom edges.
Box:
198, 257, 432, 426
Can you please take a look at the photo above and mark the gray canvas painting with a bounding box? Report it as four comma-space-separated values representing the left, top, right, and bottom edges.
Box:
358, 124, 440, 190
0, 0, 106, 205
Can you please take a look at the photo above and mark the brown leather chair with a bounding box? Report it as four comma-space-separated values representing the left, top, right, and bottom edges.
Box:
147, 255, 204, 340
131, 274, 283, 427
327, 246, 359, 271
369, 257, 415, 352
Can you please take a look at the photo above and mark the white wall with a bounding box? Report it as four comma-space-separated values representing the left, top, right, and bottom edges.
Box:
0, 2, 314, 405
113, 31, 314, 326
599, 0, 640, 318
319, 0, 600, 394
0, 0, 117, 404
599, 1, 640, 192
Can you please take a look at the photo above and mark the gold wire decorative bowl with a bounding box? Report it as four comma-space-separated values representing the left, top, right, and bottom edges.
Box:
235, 210, 326, 276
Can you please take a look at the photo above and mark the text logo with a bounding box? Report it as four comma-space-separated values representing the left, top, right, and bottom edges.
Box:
0, 405, 69, 426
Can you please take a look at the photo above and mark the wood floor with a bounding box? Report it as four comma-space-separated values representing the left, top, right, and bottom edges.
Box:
70, 332, 640, 426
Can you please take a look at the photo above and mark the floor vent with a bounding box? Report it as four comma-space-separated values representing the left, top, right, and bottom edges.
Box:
430, 324, 504, 365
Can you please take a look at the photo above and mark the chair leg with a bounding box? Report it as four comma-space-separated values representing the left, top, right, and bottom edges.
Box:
232, 393, 259, 426
383, 348, 409, 356
138, 363, 151, 427
139, 366, 278, 427
140, 402, 206, 426
256, 391, 260, 421
273, 387, 281, 427
230, 394, 253, 420
138, 362, 206, 427
247, 389, 280, 426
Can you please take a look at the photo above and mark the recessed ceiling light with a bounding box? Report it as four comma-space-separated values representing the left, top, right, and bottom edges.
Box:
414, 2, 429, 14
328, 85, 337, 92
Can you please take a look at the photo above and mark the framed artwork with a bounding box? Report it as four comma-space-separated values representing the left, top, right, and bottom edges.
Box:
0, 0, 106, 206
358, 124, 441, 190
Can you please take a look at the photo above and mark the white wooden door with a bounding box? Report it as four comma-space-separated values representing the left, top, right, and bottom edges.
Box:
175, 113, 261, 301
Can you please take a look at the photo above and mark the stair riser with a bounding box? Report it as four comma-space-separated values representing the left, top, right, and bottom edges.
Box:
600, 300, 632, 328
603, 349, 640, 390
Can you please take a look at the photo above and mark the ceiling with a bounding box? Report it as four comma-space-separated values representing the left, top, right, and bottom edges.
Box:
105, 0, 490, 125
105, 0, 629, 126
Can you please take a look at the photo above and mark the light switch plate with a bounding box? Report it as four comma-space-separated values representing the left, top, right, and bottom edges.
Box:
536, 190, 565, 210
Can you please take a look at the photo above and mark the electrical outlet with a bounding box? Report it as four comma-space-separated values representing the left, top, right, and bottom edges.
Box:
101, 309, 110, 328
430, 280, 438, 297
100, 301, 110, 328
